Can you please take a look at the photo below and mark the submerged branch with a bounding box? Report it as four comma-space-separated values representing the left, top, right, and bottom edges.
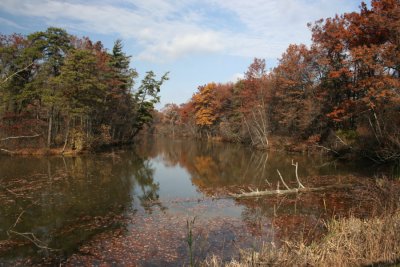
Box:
7, 210, 59, 251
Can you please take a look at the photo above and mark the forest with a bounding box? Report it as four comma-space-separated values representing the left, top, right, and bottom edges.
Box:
158, 0, 400, 163
1, 1, 400, 266
0, 28, 168, 153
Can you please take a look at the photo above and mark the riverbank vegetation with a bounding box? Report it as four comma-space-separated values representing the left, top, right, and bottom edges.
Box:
158, 0, 400, 163
0, 28, 168, 154
205, 177, 400, 267
205, 209, 400, 267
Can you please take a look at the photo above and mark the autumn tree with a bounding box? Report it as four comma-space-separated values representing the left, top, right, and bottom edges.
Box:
239, 58, 271, 148
272, 44, 323, 136
161, 103, 180, 137
191, 83, 219, 137
308, 0, 400, 160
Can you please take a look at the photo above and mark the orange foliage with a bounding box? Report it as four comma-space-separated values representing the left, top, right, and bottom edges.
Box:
164, 0, 400, 160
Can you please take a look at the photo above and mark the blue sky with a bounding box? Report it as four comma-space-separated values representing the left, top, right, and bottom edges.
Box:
0, 0, 361, 108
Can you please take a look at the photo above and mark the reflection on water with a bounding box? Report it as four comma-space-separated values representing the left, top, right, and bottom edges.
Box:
0, 137, 386, 265
0, 151, 161, 263
137, 137, 374, 191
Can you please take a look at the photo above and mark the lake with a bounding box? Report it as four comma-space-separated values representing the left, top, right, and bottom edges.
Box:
0, 137, 394, 266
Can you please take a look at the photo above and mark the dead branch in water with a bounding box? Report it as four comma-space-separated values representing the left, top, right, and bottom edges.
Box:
7, 210, 59, 251
230, 160, 353, 198
229, 183, 354, 198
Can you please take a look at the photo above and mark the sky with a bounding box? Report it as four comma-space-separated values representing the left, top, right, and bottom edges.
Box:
0, 0, 362, 108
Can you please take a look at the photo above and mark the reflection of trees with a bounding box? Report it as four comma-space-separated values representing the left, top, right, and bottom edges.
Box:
131, 158, 165, 213
0, 150, 161, 262
136, 137, 272, 191
132, 137, 386, 246
153, 138, 376, 196
134, 137, 361, 196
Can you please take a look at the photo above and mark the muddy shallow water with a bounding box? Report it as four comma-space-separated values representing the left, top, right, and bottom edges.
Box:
0, 138, 395, 266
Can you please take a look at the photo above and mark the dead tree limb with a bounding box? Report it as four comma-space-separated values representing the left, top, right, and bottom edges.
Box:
0, 134, 41, 154
277, 170, 290, 190
229, 184, 354, 198
315, 145, 340, 155
292, 160, 305, 188
7, 210, 59, 251
1, 63, 34, 85
230, 161, 352, 198
7, 230, 58, 250
1, 134, 41, 142
11, 210, 25, 228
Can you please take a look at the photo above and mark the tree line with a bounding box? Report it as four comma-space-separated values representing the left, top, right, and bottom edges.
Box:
158, 0, 400, 163
0, 27, 168, 152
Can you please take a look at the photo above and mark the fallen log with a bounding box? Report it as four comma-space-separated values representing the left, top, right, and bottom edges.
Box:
1, 134, 41, 142
229, 183, 354, 198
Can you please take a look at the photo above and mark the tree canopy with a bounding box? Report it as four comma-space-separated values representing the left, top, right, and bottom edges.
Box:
158, 0, 400, 162
0, 28, 168, 151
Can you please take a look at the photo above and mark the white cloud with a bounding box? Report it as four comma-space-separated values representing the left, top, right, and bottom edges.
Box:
0, 0, 359, 62
138, 31, 224, 62
208, 0, 358, 58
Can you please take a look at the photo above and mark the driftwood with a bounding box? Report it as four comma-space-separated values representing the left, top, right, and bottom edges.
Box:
230, 160, 353, 198
229, 183, 353, 198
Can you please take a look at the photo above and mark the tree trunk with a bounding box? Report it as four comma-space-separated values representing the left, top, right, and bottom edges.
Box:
47, 107, 53, 148
62, 119, 70, 153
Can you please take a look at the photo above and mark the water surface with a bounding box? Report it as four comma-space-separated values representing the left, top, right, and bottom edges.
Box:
0, 137, 386, 265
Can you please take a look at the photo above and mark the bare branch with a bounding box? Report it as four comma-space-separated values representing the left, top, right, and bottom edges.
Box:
277, 169, 291, 190
1, 62, 34, 85
314, 145, 339, 155
11, 210, 25, 229
229, 161, 349, 198
291, 160, 305, 189
8, 230, 59, 251
7, 209, 59, 251
230, 184, 353, 198
335, 134, 351, 148
1, 134, 41, 142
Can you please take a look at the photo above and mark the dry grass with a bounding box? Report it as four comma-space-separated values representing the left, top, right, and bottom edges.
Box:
203, 180, 400, 267
204, 210, 400, 266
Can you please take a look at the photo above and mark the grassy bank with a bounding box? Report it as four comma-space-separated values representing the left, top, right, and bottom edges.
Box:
204, 206, 400, 267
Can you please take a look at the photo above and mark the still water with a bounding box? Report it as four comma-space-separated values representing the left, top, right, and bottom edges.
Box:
0, 137, 384, 265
